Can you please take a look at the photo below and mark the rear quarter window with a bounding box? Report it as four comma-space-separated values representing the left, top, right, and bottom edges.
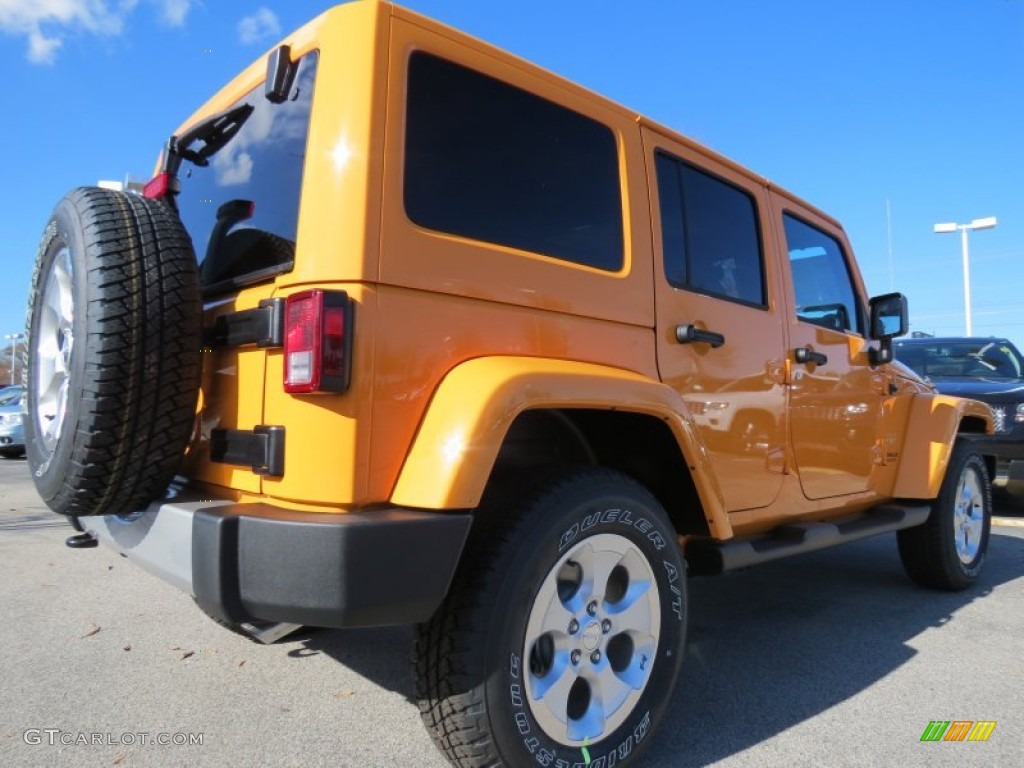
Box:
404, 52, 624, 272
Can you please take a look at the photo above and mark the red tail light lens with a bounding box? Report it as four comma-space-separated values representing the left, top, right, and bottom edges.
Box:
142, 172, 172, 199
284, 290, 353, 394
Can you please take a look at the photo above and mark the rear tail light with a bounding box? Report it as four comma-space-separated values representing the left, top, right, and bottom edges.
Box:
142, 171, 174, 199
284, 290, 353, 394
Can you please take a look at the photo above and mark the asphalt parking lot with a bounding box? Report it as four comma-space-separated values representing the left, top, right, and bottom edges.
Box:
0, 457, 1021, 768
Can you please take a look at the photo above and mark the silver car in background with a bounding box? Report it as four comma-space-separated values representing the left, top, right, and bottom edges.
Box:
0, 385, 26, 458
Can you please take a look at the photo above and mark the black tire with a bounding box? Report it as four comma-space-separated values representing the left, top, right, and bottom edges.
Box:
897, 440, 991, 590
415, 468, 686, 768
25, 187, 201, 517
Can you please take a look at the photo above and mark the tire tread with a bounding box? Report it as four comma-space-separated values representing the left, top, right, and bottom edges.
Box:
27, 187, 200, 517
897, 440, 991, 591
414, 468, 663, 768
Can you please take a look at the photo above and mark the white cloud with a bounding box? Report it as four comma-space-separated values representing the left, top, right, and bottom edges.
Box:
0, 0, 191, 64
237, 7, 279, 46
215, 149, 254, 187
154, 0, 191, 27
26, 28, 63, 65
0, 0, 129, 35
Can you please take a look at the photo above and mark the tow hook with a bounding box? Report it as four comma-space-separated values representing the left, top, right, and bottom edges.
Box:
65, 517, 98, 548
66, 532, 98, 549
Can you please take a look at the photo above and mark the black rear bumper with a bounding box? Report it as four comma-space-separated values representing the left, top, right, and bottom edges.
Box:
192, 504, 472, 628
964, 433, 1024, 493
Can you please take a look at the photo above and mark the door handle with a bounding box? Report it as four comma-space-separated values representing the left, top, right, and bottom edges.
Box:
794, 347, 828, 366
675, 324, 725, 348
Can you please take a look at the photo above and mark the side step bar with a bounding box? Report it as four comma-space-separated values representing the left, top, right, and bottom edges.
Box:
686, 504, 931, 575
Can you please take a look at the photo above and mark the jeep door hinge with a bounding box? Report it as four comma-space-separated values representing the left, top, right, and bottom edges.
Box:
204, 298, 285, 350
210, 426, 285, 477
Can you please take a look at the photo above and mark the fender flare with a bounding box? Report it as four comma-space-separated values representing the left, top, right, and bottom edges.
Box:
390, 356, 731, 539
891, 394, 993, 499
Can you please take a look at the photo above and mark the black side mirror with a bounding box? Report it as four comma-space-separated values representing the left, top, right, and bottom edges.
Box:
868, 292, 908, 365
869, 293, 908, 339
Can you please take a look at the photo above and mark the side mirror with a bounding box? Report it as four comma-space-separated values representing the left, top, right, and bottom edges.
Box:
869, 293, 908, 339
868, 292, 908, 365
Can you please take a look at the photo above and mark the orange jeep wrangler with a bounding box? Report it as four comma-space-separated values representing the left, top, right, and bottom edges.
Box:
24, 2, 994, 766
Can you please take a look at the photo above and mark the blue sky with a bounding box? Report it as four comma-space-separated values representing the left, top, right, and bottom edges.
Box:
1, 0, 1022, 359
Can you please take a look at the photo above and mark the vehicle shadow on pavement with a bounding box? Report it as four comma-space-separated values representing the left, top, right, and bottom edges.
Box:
643, 531, 1023, 766
288, 624, 417, 695
994, 491, 1024, 516
294, 531, 1022, 766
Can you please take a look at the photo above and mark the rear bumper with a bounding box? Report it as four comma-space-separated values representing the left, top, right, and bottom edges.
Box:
992, 457, 1024, 494
0, 422, 24, 450
85, 490, 472, 628
970, 435, 1024, 462
965, 434, 1024, 492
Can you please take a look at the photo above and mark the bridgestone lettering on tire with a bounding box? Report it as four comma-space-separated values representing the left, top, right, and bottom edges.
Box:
415, 468, 687, 768
897, 440, 991, 591
25, 187, 201, 517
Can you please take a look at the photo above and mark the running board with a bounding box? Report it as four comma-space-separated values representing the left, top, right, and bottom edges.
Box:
686, 504, 931, 575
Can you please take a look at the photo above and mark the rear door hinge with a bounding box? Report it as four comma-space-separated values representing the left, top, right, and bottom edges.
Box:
210, 426, 285, 477
204, 298, 284, 350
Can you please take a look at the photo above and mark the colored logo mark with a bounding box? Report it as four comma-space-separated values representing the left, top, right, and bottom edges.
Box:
920, 720, 996, 742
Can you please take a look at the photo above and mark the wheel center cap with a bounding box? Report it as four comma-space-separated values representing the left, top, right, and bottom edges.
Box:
581, 621, 601, 651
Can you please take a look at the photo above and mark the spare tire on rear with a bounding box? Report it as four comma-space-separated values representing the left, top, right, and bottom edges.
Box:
25, 187, 201, 517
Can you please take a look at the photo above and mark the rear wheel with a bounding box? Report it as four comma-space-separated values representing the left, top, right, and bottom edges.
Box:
898, 440, 991, 590
25, 187, 201, 517
415, 468, 686, 767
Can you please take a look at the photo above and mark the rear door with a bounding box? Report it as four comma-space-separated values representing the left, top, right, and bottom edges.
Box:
644, 129, 787, 512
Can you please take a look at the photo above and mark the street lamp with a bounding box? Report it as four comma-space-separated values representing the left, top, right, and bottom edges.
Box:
4, 333, 25, 386
933, 217, 997, 336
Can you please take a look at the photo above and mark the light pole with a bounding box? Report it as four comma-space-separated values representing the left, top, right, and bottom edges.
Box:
933, 217, 997, 336
4, 333, 24, 386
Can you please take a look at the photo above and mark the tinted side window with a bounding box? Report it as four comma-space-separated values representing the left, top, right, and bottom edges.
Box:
405, 52, 623, 271
178, 52, 319, 294
783, 214, 862, 334
655, 152, 765, 306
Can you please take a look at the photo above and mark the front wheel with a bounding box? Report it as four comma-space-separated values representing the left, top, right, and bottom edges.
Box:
897, 440, 991, 591
415, 468, 686, 768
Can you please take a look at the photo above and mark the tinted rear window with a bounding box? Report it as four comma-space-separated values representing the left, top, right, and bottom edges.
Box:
177, 52, 318, 294
404, 52, 624, 271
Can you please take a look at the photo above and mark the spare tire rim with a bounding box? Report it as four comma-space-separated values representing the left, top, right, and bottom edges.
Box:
953, 465, 984, 564
523, 532, 661, 745
34, 246, 74, 453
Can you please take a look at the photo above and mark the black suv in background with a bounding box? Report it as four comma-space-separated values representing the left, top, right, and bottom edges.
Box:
895, 337, 1024, 498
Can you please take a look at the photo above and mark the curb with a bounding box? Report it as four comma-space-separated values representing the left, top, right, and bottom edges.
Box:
993, 516, 1024, 528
